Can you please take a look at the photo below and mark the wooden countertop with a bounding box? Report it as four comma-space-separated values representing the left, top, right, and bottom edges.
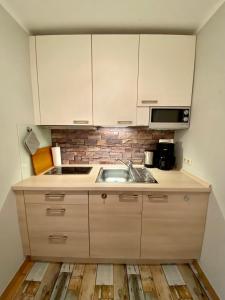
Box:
12, 164, 211, 193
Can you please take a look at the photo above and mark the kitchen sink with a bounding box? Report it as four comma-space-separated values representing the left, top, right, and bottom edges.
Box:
96, 167, 158, 184
96, 169, 133, 183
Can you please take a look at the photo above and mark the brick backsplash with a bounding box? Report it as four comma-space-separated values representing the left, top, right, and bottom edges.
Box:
51, 127, 174, 164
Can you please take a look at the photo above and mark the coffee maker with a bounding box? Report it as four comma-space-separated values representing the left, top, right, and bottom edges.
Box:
154, 142, 175, 170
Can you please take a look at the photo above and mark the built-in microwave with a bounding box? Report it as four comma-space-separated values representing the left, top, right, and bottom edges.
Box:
149, 107, 190, 130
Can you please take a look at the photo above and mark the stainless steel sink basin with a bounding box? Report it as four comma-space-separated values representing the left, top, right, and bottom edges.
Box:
96, 169, 133, 183
96, 168, 158, 184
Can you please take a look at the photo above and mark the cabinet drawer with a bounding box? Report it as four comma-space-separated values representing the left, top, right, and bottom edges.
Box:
90, 233, 140, 258
24, 191, 88, 205
143, 193, 208, 218
26, 203, 88, 232
29, 231, 89, 258
89, 192, 142, 214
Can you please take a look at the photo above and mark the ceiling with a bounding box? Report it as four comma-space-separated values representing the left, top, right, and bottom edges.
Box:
0, 0, 224, 34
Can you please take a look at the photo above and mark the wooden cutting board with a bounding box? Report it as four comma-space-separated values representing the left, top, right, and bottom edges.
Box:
32, 146, 53, 175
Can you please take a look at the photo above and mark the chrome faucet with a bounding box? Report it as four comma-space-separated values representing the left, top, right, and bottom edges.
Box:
116, 159, 135, 175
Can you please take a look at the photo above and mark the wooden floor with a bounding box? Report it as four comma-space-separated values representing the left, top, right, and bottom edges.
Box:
2, 262, 209, 300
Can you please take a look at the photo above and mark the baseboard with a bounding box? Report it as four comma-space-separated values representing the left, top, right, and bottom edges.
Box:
0, 258, 33, 299
191, 261, 220, 300
31, 256, 193, 264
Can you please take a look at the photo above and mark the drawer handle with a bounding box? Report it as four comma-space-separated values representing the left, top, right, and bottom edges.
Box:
119, 198, 138, 203
73, 120, 89, 125
101, 193, 107, 199
119, 195, 139, 202
147, 194, 168, 203
46, 208, 66, 216
117, 121, 133, 125
48, 235, 68, 242
45, 194, 65, 201
141, 100, 158, 104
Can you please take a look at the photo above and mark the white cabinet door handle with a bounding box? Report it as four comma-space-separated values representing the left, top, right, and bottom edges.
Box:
73, 120, 89, 124
141, 100, 158, 104
117, 121, 133, 125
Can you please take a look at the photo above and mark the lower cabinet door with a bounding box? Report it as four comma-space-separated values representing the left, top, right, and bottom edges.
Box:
89, 192, 142, 258
29, 231, 89, 258
90, 215, 141, 258
141, 192, 208, 259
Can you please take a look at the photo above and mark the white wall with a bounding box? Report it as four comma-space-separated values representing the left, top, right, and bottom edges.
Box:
175, 3, 225, 298
0, 5, 34, 294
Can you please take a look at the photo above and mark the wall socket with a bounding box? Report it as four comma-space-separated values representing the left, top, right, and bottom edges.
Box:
184, 157, 192, 165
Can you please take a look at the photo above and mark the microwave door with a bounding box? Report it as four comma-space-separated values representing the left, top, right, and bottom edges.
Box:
149, 107, 190, 130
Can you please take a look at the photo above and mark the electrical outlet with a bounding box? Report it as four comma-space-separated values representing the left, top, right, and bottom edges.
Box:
184, 158, 192, 165
188, 159, 192, 165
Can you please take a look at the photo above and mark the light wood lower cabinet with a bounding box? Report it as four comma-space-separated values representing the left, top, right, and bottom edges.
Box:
141, 192, 208, 260
23, 192, 89, 258
89, 192, 142, 258
16, 190, 209, 261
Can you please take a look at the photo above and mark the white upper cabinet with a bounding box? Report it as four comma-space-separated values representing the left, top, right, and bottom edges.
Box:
29, 34, 196, 126
92, 35, 139, 126
136, 107, 149, 126
32, 35, 92, 125
138, 35, 196, 107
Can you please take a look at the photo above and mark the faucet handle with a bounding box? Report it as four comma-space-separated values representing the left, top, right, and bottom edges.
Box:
127, 160, 134, 167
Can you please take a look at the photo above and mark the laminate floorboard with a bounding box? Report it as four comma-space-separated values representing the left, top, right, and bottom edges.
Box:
1, 263, 209, 300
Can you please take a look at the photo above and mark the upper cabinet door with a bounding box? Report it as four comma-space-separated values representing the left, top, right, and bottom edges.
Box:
138, 35, 196, 107
92, 35, 139, 126
35, 35, 92, 125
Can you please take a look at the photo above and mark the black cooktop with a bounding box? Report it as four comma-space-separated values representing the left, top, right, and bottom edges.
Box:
44, 166, 92, 175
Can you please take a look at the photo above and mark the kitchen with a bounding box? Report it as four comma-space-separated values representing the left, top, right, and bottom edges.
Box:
0, 1, 225, 299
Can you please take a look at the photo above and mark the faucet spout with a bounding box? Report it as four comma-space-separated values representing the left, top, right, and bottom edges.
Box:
116, 159, 134, 175
116, 158, 129, 167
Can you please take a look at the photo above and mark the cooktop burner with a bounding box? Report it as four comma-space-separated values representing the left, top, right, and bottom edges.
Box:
44, 166, 92, 175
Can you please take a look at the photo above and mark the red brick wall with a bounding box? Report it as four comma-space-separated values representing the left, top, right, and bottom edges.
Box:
51, 127, 174, 164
